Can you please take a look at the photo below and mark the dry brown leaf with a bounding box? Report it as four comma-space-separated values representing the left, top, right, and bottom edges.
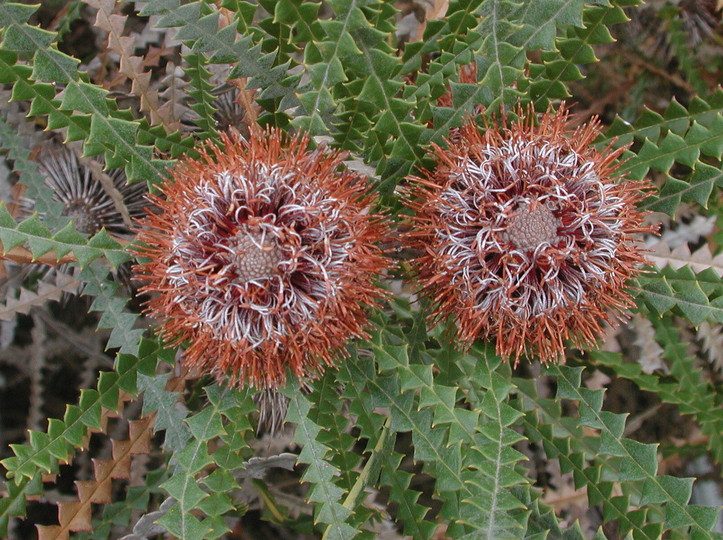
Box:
425, 0, 450, 20
417, 0, 450, 40
631, 314, 666, 374
656, 214, 716, 248
0, 273, 80, 321
584, 369, 611, 391
82, 0, 181, 131
36, 415, 155, 540
648, 242, 723, 277
31, 379, 161, 540
697, 321, 723, 372
0, 243, 78, 267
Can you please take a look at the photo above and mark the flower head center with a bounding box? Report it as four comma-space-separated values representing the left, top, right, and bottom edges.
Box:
503, 202, 560, 252
230, 228, 283, 282
64, 199, 101, 235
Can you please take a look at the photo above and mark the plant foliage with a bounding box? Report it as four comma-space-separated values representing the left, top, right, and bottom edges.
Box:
0, 1, 721, 539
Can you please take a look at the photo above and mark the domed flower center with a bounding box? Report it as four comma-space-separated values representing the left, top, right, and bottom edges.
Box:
230, 228, 283, 282
503, 202, 560, 252
64, 199, 102, 235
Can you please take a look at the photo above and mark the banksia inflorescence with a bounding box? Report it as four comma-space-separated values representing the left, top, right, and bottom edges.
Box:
406, 105, 657, 364
37, 148, 146, 237
133, 127, 389, 389
7, 148, 146, 289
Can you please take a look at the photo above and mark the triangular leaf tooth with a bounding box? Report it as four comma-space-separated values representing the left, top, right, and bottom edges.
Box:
77, 389, 103, 430
32, 47, 79, 84
664, 499, 694, 529
686, 505, 720, 531
619, 440, 658, 481
642, 522, 664, 539
88, 229, 122, 250
25, 237, 58, 260
156, 501, 210, 539
636, 274, 677, 315
173, 441, 214, 475
61, 81, 109, 114
61, 405, 87, 448
186, 407, 225, 441
16, 214, 52, 238
196, 493, 235, 521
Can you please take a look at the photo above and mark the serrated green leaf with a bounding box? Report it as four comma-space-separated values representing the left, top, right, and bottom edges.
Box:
548, 365, 720, 537
157, 501, 211, 539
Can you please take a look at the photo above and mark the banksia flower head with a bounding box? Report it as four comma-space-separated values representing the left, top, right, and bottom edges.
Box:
133, 127, 389, 389
406, 105, 656, 364
9, 148, 146, 291
36, 148, 146, 237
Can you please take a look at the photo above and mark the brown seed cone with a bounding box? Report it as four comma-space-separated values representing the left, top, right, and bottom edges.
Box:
133, 127, 390, 389
405, 105, 657, 364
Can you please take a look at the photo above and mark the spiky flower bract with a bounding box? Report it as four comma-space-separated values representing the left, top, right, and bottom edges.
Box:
406, 105, 656, 364
254, 389, 292, 436
133, 127, 389, 389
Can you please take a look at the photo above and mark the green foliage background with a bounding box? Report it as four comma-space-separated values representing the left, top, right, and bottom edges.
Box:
0, 0, 721, 538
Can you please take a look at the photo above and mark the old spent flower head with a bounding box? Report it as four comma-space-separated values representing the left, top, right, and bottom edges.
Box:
8, 147, 147, 292
133, 127, 390, 389
182, 84, 253, 137
36, 147, 147, 237
405, 104, 657, 364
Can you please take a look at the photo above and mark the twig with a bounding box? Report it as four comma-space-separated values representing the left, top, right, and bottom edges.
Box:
0, 245, 77, 267
621, 50, 696, 93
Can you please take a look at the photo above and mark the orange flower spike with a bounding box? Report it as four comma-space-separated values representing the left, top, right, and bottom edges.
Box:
406, 104, 658, 364
133, 127, 390, 389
